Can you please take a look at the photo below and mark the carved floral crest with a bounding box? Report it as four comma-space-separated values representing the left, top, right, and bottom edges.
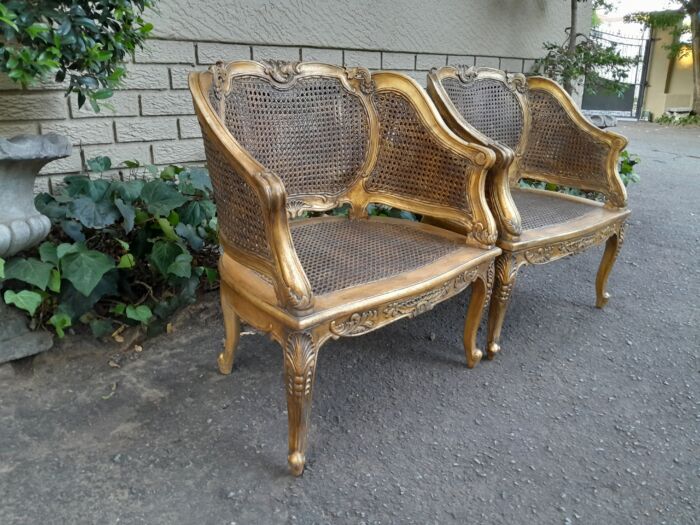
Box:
345, 66, 374, 94
210, 61, 229, 105
262, 59, 302, 83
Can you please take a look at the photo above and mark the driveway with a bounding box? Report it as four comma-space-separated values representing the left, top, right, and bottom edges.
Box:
1, 121, 698, 524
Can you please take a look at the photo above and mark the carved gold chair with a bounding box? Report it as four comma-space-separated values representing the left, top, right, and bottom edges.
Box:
427, 66, 630, 361
189, 60, 501, 475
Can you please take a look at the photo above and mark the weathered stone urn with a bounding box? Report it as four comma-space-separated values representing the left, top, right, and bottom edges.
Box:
0, 134, 71, 257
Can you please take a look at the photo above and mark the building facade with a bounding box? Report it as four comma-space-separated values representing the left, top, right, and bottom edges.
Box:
0, 0, 591, 188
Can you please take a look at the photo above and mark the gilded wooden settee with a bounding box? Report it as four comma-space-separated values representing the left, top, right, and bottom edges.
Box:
427, 66, 630, 362
189, 60, 501, 475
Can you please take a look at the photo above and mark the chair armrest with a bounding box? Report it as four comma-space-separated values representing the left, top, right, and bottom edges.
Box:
367, 72, 499, 247
522, 77, 629, 208
190, 70, 314, 313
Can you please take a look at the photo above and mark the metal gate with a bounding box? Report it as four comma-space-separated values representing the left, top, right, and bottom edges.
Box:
581, 30, 652, 119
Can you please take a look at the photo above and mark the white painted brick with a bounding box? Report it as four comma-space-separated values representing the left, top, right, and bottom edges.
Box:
416, 54, 447, 71
523, 59, 537, 74
252, 46, 300, 62
135, 40, 195, 64
0, 93, 68, 121
0, 74, 20, 90
0, 121, 40, 137
447, 55, 475, 67
120, 64, 171, 90
344, 50, 381, 69
170, 66, 206, 89
83, 142, 153, 166
394, 70, 427, 88
141, 91, 194, 116
197, 43, 250, 64
382, 52, 415, 70
40, 119, 114, 145
301, 48, 343, 65
178, 116, 202, 139
34, 175, 52, 194
152, 139, 205, 164
500, 58, 524, 73
475, 56, 500, 68
70, 92, 139, 118
39, 151, 83, 175
115, 117, 178, 142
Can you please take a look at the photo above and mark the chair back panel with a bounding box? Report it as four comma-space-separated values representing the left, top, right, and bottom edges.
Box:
213, 62, 372, 202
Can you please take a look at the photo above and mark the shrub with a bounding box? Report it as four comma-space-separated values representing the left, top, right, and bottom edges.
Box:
654, 113, 700, 126
0, 0, 154, 109
0, 158, 218, 339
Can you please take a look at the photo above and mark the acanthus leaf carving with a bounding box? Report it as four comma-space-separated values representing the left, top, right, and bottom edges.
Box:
522, 222, 622, 265
346, 66, 374, 94
284, 332, 317, 400
262, 59, 302, 84
329, 310, 378, 337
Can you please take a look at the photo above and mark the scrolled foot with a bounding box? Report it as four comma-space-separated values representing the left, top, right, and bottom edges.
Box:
466, 348, 483, 369
595, 291, 610, 309
487, 342, 500, 360
288, 451, 306, 476
217, 351, 234, 375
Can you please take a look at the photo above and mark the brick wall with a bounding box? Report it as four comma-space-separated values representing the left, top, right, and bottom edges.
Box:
0, 40, 538, 190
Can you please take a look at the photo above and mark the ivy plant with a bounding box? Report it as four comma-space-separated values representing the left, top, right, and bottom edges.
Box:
0, 1, 154, 110
0, 158, 218, 339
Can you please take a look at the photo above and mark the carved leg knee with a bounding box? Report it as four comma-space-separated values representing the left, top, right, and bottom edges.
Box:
463, 273, 487, 368
487, 254, 519, 359
218, 284, 241, 375
283, 331, 319, 476
596, 225, 625, 309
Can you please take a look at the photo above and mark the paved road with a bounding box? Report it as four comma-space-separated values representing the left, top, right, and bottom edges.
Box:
1, 122, 698, 524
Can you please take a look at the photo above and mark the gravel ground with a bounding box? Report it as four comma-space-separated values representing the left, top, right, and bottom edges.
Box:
0, 121, 698, 524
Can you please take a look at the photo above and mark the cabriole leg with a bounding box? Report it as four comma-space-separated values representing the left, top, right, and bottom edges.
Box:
218, 283, 241, 375
283, 331, 319, 476
463, 274, 487, 368
487, 253, 520, 359
595, 224, 625, 309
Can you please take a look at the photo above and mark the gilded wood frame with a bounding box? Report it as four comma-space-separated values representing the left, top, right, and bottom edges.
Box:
189, 60, 502, 475
427, 66, 631, 360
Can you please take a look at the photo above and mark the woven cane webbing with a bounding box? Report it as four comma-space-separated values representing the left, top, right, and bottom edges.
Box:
290, 219, 462, 295
441, 77, 524, 150
222, 75, 370, 199
512, 189, 595, 231
522, 89, 608, 185
367, 91, 474, 214
203, 133, 272, 261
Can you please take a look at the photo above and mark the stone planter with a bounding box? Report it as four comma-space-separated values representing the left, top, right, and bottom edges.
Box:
0, 134, 71, 257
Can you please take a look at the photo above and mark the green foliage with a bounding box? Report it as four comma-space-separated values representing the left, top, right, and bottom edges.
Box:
625, 10, 690, 60
532, 38, 639, 96
519, 149, 641, 198
0, 159, 218, 338
654, 113, 700, 126
0, 1, 154, 110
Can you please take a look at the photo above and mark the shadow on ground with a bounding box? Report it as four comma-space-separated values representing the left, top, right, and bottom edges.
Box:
1, 122, 698, 524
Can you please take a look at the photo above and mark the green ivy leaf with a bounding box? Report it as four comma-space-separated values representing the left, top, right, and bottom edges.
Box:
48, 268, 61, 293
118, 253, 135, 269
175, 223, 204, 251
4, 290, 43, 316
179, 200, 216, 226
114, 198, 135, 233
48, 312, 72, 338
126, 304, 153, 324
149, 240, 183, 277
61, 246, 115, 296
156, 217, 179, 241
87, 156, 112, 173
39, 242, 59, 265
140, 180, 188, 217
111, 302, 126, 316
4, 257, 53, 290
167, 252, 193, 278
69, 196, 120, 229
203, 267, 219, 285
57, 242, 80, 260
0, 257, 4, 279
110, 179, 144, 202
